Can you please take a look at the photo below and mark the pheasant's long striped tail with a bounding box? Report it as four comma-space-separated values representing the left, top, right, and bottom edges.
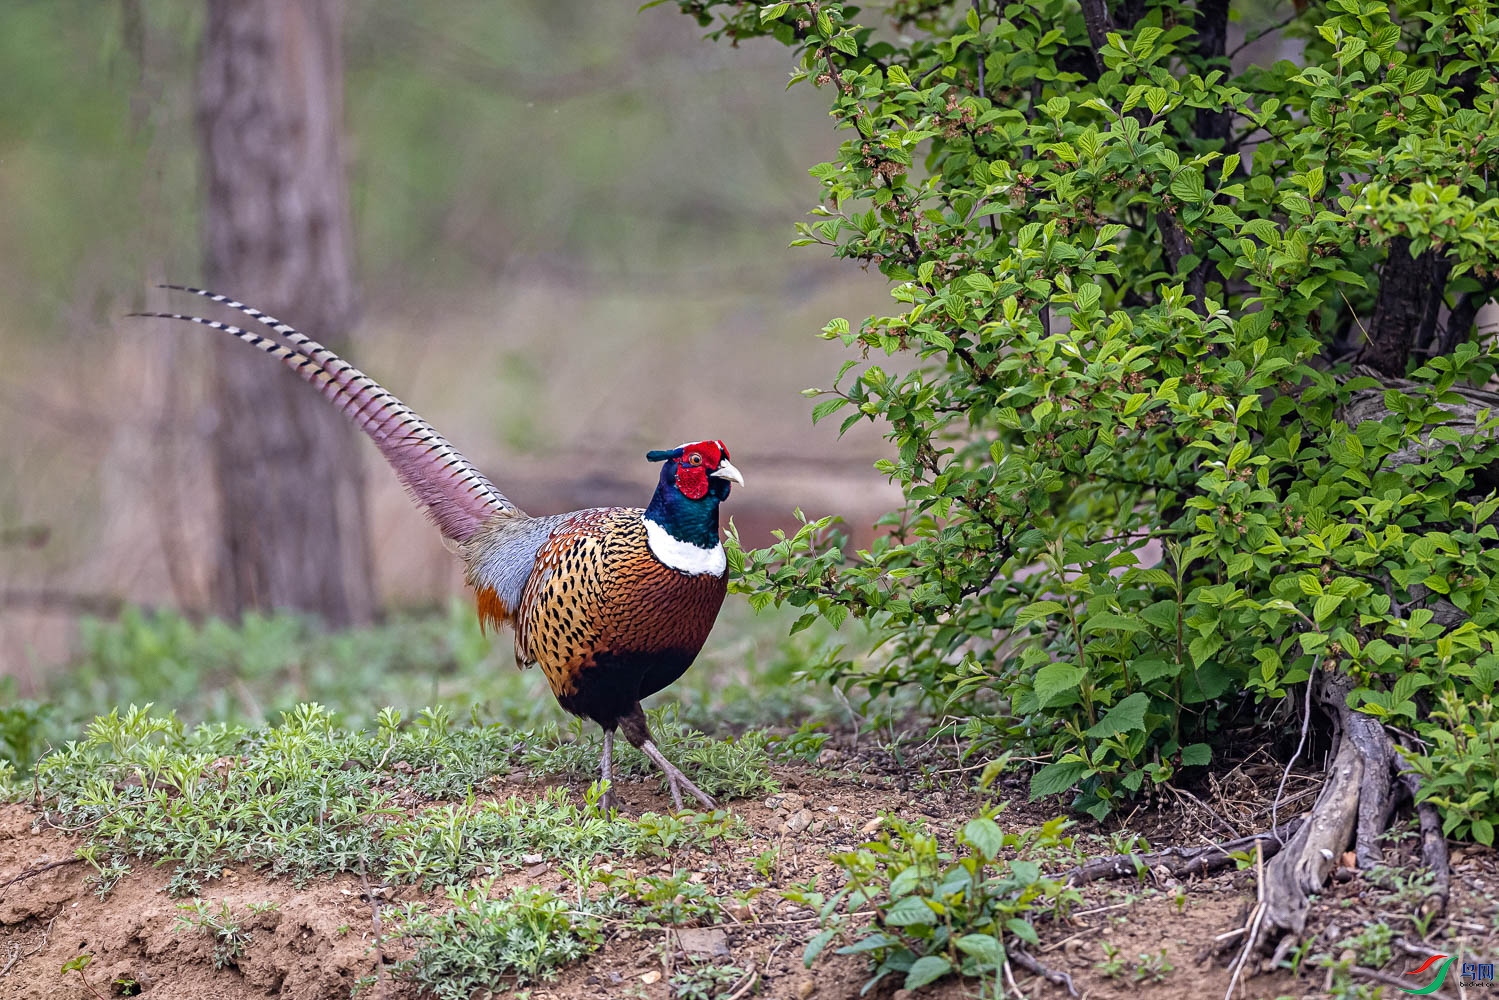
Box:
133, 286, 518, 543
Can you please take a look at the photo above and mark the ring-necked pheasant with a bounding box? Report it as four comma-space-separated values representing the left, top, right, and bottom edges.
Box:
133, 286, 743, 812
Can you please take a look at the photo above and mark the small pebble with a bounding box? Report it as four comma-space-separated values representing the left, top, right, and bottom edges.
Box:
784, 808, 813, 834
641, 970, 661, 985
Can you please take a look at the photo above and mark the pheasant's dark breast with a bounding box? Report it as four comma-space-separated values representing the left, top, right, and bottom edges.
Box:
515, 508, 726, 730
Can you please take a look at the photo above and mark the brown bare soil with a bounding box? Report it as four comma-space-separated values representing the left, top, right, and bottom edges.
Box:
1, 760, 1493, 1000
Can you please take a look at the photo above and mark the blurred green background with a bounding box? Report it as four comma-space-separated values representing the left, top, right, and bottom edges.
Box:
0, 1, 900, 703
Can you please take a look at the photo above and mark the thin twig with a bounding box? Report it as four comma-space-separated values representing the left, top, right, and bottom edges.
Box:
1272, 654, 1320, 844
1040, 927, 1098, 954
1224, 843, 1267, 999
724, 968, 760, 1000
0, 857, 83, 898
1349, 965, 1455, 1000
1227, 12, 1299, 59
357, 857, 386, 986
1165, 783, 1242, 840
1009, 947, 1078, 997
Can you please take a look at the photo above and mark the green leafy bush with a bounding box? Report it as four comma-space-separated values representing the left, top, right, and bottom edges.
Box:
677, 0, 1499, 829
793, 809, 1079, 994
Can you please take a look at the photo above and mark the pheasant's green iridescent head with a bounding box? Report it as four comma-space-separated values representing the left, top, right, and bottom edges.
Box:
643, 440, 740, 567
646, 440, 743, 502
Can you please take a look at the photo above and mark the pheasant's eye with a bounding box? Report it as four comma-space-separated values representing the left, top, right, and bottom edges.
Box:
688, 453, 703, 466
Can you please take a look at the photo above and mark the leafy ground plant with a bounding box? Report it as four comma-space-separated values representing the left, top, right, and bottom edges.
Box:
390, 882, 613, 996
172, 898, 277, 970
26, 703, 744, 895
796, 808, 1080, 995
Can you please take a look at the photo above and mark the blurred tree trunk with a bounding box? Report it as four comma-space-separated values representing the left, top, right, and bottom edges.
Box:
196, 0, 375, 626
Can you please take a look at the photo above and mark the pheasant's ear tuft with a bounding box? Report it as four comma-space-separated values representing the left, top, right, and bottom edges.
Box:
646, 449, 676, 463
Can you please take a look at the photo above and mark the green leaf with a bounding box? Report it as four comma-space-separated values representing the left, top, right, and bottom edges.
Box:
1473, 818, 1495, 847
804, 927, 837, 967
1084, 692, 1151, 739
1033, 663, 1085, 708
1180, 743, 1211, 766
811, 397, 848, 423
954, 933, 1005, 968
1016, 600, 1064, 627
884, 896, 937, 927
962, 817, 1005, 860
1082, 612, 1144, 634
1005, 917, 1041, 946
1030, 759, 1090, 799
904, 955, 953, 990
1313, 593, 1344, 625
1139, 601, 1179, 631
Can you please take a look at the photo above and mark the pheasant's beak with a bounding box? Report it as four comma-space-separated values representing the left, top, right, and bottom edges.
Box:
711, 459, 745, 488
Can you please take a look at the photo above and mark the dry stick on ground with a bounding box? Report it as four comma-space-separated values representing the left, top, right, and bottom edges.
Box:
1349, 965, 1457, 1000
1394, 752, 1452, 915
1062, 818, 1303, 887
1009, 946, 1078, 997
1222, 843, 1267, 1000
0, 857, 83, 898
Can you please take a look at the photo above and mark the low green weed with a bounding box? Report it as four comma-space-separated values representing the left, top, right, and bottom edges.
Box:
173, 898, 276, 970
0, 677, 53, 773
796, 809, 1080, 996
595, 867, 721, 927
391, 882, 612, 995
1402, 692, 1499, 846
669, 962, 749, 1000
31, 704, 737, 895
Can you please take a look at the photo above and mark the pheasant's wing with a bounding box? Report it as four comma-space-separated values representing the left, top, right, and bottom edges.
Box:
135, 286, 518, 543
512, 509, 624, 689
514, 508, 725, 693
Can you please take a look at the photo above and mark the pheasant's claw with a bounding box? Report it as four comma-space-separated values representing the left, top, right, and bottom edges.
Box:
640, 739, 718, 812
671, 772, 717, 811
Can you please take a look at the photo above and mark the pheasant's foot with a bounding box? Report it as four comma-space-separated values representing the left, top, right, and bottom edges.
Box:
640, 739, 717, 811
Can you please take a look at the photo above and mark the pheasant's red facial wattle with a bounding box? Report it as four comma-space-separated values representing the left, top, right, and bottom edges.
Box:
670, 440, 729, 500
675, 465, 710, 499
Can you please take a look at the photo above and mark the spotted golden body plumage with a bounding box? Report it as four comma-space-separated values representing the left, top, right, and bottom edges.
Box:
514, 509, 727, 701
137, 286, 742, 813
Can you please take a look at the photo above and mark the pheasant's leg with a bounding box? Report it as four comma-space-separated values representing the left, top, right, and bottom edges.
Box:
599, 729, 615, 815
639, 740, 717, 811
618, 704, 717, 811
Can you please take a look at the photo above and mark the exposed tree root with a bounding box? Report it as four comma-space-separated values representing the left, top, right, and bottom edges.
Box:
1063, 663, 1453, 964
1063, 819, 1303, 887
1252, 671, 1448, 953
